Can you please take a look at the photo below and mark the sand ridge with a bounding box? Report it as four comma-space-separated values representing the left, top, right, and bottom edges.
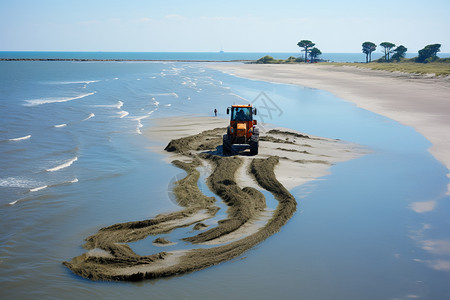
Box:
63, 117, 364, 281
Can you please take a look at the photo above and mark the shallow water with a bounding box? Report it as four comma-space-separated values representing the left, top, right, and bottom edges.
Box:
1, 61, 449, 299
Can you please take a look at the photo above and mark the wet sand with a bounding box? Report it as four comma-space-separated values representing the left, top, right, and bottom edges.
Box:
63, 117, 365, 281
210, 63, 450, 193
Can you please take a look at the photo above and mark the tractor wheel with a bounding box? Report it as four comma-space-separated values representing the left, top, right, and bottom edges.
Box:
250, 132, 259, 155
223, 134, 232, 156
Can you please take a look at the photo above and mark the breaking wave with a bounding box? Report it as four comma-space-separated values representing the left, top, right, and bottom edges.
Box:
8, 178, 79, 205
29, 185, 48, 192
150, 92, 178, 98
92, 101, 123, 109
7, 135, 31, 142
24, 92, 96, 106
54, 124, 67, 128
151, 97, 160, 106
82, 113, 95, 121
117, 111, 129, 118
134, 115, 150, 135
49, 80, 99, 85
46, 157, 78, 172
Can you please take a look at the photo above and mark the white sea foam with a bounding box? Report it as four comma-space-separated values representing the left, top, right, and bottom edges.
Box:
82, 113, 95, 121
54, 124, 67, 128
9, 200, 18, 205
55, 178, 79, 186
135, 120, 144, 134
29, 185, 48, 192
165, 104, 172, 107
46, 157, 78, 172
8, 135, 31, 141
92, 100, 124, 109
134, 115, 150, 121
49, 80, 100, 85
134, 115, 150, 135
136, 125, 143, 134
151, 92, 178, 98
118, 111, 129, 118
24, 92, 96, 106
0, 177, 37, 188
113, 78, 119, 80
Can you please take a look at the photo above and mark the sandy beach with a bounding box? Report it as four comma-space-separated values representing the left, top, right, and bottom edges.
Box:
64, 116, 365, 280
210, 64, 450, 191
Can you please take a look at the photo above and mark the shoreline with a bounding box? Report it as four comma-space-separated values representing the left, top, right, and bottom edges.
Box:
144, 117, 365, 190
0, 58, 253, 62
210, 63, 450, 188
64, 116, 365, 281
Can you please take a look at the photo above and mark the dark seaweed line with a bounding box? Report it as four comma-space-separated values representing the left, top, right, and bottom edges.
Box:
63, 130, 297, 281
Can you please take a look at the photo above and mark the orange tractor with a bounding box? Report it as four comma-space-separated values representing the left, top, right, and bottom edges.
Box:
223, 104, 259, 155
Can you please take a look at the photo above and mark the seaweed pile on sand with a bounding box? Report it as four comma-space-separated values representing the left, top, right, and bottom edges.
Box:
64, 125, 362, 281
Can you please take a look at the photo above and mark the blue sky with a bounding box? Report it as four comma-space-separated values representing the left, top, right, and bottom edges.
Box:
1, 0, 449, 53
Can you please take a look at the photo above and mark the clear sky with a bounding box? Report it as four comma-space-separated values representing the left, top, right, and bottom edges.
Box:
1, 0, 449, 53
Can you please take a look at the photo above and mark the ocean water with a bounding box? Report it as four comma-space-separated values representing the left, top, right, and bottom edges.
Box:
2, 51, 449, 62
1, 60, 449, 299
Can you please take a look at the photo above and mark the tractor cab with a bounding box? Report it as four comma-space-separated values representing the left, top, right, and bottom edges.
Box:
223, 104, 259, 155
230, 106, 252, 122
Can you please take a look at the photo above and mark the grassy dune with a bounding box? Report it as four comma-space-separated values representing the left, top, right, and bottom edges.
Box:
327, 62, 450, 76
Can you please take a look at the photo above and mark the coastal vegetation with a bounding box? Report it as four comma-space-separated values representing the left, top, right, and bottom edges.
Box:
256, 55, 303, 64
255, 39, 323, 64
391, 45, 408, 62
328, 62, 450, 76
255, 40, 448, 76
379, 42, 396, 62
362, 41, 377, 63
416, 44, 442, 63
297, 40, 316, 63
309, 47, 322, 62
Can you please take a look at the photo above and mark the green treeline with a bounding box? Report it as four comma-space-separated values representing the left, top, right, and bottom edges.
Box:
361, 42, 447, 64
256, 40, 448, 66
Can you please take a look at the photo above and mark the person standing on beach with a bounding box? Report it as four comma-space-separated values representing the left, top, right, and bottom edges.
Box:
214, 109, 217, 116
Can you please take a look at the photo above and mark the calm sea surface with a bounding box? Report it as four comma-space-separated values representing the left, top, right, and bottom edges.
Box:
1, 58, 449, 299
2, 51, 450, 62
